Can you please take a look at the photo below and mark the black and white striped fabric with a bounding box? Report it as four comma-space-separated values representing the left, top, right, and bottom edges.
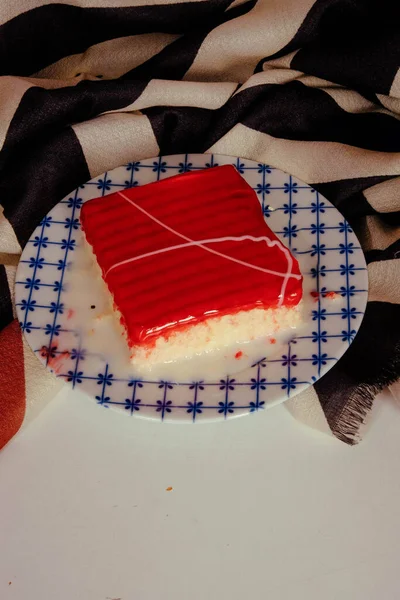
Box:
1, 0, 399, 445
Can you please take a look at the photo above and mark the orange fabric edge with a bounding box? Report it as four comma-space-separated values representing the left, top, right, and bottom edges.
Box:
0, 319, 26, 449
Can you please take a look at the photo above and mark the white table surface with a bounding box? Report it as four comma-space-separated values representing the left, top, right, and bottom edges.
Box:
1, 387, 399, 600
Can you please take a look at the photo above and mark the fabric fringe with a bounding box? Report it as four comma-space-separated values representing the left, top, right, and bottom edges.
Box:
332, 378, 399, 445
331, 383, 376, 445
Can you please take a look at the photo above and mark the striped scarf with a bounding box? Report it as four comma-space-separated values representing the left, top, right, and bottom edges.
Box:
1, 0, 399, 448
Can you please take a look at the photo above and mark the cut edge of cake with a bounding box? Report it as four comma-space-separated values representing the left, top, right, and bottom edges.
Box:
127, 304, 302, 370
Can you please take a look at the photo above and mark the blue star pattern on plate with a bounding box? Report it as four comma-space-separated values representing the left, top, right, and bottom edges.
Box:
15, 154, 368, 422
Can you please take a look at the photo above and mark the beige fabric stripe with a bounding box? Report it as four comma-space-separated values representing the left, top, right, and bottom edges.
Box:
21, 76, 87, 90
237, 68, 400, 124
390, 68, 400, 99
114, 79, 237, 113
321, 87, 377, 114
376, 94, 400, 116
228, 0, 255, 7
0, 0, 209, 25
0, 77, 33, 150
237, 68, 343, 92
235, 68, 304, 91
184, 0, 315, 83
389, 380, 400, 406
363, 177, 400, 213
33, 33, 180, 81
21, 337, 64, 429
72, 112, 159, 178
236, 68, 395, 117
295, 74, 345, 90
368, 260, 400, 303
285, 386, 332, 436
264, 49, 299, 70
359, 215, 400, 252
0, 208, 22, 254
321, 88, 400, 121
208, 123, 400, 183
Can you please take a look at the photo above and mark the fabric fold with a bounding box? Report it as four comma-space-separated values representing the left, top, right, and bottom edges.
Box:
0, 0, 399, 448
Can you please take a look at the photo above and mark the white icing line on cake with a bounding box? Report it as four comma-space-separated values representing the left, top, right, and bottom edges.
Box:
105, 236, 298, 280
111, 191, 299, 306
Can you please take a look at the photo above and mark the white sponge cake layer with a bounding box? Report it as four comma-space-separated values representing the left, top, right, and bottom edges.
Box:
129, 305, 302, 371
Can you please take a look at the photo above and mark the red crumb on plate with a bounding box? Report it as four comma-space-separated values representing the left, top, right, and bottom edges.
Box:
40, 345, 70, 373
270, 338, 276, 344
235, 350, 243, 359
166, 486, 173, 492
67, 308, 74, 319
311, 290, 337, 301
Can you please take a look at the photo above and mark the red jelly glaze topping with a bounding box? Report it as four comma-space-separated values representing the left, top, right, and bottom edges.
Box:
80, 165, 303, 347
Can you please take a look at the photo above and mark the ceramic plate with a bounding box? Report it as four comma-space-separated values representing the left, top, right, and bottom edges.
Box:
15, 154, 368, 422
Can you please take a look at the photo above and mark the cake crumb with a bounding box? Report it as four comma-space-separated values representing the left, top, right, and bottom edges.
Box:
235, 350, 243, 359
310, 290, 319, 301
270, 338, 276, 344
48, 350, 70, 373
166, 486, 173, 492
324, 291, 337, 299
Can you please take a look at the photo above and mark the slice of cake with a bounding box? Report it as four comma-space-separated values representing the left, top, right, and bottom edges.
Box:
80, 165, 303, 367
